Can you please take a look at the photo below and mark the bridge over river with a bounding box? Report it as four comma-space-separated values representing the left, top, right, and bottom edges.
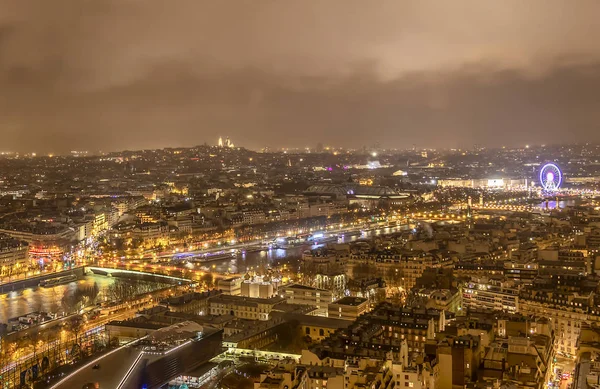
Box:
85, 266, 193, 285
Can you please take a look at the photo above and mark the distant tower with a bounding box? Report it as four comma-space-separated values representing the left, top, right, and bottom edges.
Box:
479, 195, 483, 206
218, 137, 223, 147
222, 136, 234, 148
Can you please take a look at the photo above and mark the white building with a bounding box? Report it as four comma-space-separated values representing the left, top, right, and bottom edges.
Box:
241, 278, 275, 299
217, 277, 243, 295
279, 284, 333, 316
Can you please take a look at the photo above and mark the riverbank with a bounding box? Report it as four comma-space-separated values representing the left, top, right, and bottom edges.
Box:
0, 267, 86, 294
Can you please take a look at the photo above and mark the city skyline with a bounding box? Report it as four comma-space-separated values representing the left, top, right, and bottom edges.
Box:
1, 1, 600, 153
2, 2, 600, 388
1, 139, 599, 158
0, 135, 598, 388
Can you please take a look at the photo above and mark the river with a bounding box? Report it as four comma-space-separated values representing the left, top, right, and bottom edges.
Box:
202, 225, 408, 273
0, 225, 406, 323
536, 199, 578, 209
0, 275, 121, 323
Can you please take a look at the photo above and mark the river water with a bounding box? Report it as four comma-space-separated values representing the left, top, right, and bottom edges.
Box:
206, 225, 406, 273
0, 226, 405, 323
0, 275, 117, 323
536, 199, 578, 209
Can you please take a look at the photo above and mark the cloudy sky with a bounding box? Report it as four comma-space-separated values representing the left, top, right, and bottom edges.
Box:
1, 0, 600, 153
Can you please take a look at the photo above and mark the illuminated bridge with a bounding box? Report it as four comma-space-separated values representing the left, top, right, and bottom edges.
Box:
85, 266, 192, 285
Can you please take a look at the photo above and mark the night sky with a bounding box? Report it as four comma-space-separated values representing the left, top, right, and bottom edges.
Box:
1, 0, 600, 153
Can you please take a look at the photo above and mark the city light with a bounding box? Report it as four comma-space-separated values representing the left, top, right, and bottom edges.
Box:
0, 6, 597, 387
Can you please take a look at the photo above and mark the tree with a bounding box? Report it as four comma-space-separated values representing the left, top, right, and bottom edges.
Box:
49, 289, 61, 314
61, 282, 101, 314
384, 266, 404, 292
352, 262, 379, 279
299, 260, 319, 284
374, 289, 387, 305
106, 279, 138, 301
65, 315, 84, 344
78, 282, 100, 306
0, 339, 9, 372
271, 321, 307, 354
61, 292, 80, 314
201, 273, 214, 289
28, 331, 42, 357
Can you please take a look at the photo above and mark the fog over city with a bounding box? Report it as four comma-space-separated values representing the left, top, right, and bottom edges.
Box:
4, 3, 600, 388
1, 0, 600, 152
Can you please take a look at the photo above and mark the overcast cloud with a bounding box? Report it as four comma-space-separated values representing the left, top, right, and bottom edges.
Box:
1, 0, 599, 152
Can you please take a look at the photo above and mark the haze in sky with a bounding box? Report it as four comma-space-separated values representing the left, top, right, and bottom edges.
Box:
1, 0, 599, 153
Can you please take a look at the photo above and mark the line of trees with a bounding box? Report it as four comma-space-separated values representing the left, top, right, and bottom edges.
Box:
105, 278, 161, 301
61, 282, 100, 314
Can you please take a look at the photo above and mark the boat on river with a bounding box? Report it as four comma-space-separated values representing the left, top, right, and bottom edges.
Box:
39, 274, 78, 287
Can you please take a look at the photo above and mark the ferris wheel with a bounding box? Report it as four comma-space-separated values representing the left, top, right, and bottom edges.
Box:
539, 163, 562, 191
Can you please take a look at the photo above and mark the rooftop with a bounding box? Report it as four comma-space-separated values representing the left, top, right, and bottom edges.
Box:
331, 297, 368, 306
280, 313, 353, 330
210, 294, 285, 307
148, 320, 207, 342
281, 283, 329, 292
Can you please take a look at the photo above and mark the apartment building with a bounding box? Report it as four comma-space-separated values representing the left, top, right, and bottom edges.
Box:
208, 294, 284, 321
279, 284, 333, 316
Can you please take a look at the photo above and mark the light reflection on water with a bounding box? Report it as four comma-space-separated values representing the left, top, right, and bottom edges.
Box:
536, 199, 577, 209
0, 275, 117, 323
207, 226, 406, 274
0, 226, 407, 323
208, 246, 307, 274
